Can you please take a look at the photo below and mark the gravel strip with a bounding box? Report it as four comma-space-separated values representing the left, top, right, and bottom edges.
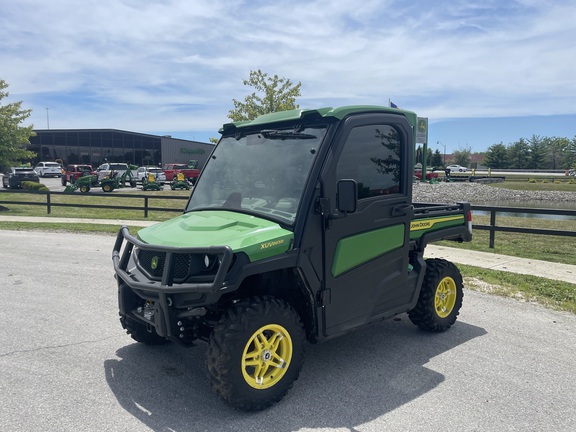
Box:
412, 181, 576, 205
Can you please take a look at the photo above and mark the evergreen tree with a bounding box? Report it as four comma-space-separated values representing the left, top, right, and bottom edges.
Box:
430, 149, 443, 167
507, 138, 531, 169
483, 143, 508, 168
527, 135, 547, 169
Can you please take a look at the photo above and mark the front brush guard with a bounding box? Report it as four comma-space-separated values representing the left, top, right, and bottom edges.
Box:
113, 225, 234, 294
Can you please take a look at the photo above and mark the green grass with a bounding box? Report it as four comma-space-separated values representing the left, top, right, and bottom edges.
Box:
0, 221, 145, 235
460, 264, 576, 314
439, 214, 576, 265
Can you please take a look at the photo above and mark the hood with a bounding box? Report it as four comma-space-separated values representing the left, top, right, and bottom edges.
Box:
137, 210, 294, 262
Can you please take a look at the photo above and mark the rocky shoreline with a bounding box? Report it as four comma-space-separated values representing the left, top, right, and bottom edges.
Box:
412, 181, 576, 206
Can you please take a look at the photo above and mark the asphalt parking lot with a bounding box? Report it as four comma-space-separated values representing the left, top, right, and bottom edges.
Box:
1, 230, 576, 431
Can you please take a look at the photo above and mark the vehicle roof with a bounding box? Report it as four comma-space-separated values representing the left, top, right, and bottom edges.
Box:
219, 105, 418, 134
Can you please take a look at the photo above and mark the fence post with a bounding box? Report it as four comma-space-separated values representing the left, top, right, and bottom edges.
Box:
46, 191, 51, 214
489, 210, 496, 248
144, 197, 149, 218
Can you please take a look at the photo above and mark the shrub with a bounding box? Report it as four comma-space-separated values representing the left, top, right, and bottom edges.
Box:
528, 178, 536, 183
21, 181, 49, 192
541, 179, 549, 183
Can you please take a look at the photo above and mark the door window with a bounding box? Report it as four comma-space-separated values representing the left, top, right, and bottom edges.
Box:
336, 124, 402, 199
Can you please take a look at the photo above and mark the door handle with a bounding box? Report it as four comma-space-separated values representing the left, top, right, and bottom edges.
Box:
392, 204, 413, 217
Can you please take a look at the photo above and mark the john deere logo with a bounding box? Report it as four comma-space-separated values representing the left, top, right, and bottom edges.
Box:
151, 256, 159, 270
418, 119, 427, 133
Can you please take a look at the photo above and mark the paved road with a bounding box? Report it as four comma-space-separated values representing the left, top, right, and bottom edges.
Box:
1, 230, 575, 431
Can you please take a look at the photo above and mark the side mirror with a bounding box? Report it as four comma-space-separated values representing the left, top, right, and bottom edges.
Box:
337, 179, 357, 213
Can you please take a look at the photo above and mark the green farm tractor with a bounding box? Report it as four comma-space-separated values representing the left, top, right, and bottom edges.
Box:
101, 169, 137, 193
63, 174, 99, 193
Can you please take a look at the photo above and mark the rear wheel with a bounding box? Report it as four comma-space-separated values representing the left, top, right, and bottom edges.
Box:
102, 182, 114, 192
206, 296, 305, 411
409, 259, 463, 332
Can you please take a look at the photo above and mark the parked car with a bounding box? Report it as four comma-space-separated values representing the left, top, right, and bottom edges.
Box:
34, 161, 62, 177
2, 167, 40, 188
135, 166, 166, 184
61, 164, 95, 186
96, 163, 130, 181
414, 168, 439, 180
446, 164, 468, 172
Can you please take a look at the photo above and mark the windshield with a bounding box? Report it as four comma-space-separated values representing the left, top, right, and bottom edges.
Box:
186, 126, 326, 224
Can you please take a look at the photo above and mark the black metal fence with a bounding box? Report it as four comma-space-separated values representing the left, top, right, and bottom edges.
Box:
0, 190, 188, 218
1, 190, 576, 248
470, 205, 576, 248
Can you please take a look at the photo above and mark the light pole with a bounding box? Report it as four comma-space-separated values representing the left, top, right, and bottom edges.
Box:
46, 108, 50, 129
437, 140, 446, 166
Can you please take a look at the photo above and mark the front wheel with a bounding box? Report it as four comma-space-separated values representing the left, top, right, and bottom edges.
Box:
121, 315, 169, 345
79, 185, 90, 193
206, 296, 305, 411
409, 259, 463, 332
102, 182, 114, 192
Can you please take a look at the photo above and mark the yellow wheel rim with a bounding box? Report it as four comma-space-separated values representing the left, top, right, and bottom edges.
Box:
242, 324, 293, 390
435, 277, 457, 318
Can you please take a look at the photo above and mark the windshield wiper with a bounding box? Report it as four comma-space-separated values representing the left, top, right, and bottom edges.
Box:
260, 130, 317, 140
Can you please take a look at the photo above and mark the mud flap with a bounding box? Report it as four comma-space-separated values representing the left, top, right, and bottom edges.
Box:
153, 302, 168, 337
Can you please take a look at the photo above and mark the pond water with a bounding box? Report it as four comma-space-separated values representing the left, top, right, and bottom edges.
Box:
473, 200, 576, 221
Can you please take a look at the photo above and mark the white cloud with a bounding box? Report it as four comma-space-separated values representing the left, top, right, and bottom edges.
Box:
2, 0, 576, 137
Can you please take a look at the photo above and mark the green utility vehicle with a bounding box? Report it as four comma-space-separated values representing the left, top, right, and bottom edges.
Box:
113, 106, 472, 411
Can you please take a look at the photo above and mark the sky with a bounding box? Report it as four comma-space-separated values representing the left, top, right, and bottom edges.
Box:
2, 0, 576, 154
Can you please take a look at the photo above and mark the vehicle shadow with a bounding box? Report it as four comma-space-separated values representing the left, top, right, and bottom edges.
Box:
104, 314, 486, 431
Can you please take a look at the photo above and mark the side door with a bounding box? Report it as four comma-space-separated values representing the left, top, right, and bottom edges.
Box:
321, 113, 415, 337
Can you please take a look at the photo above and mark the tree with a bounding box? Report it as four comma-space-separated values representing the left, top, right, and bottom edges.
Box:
507, 138, 531, 169
430, 149, 443, 168
565, 137, 576, 169
483, 143, 508, 169
452, 146, 471, 167
527, 135, 547, 169
0, 79, 36, 169
547, 137, 570, 170
228, 70, 302, 121
415, 145, 423, 164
